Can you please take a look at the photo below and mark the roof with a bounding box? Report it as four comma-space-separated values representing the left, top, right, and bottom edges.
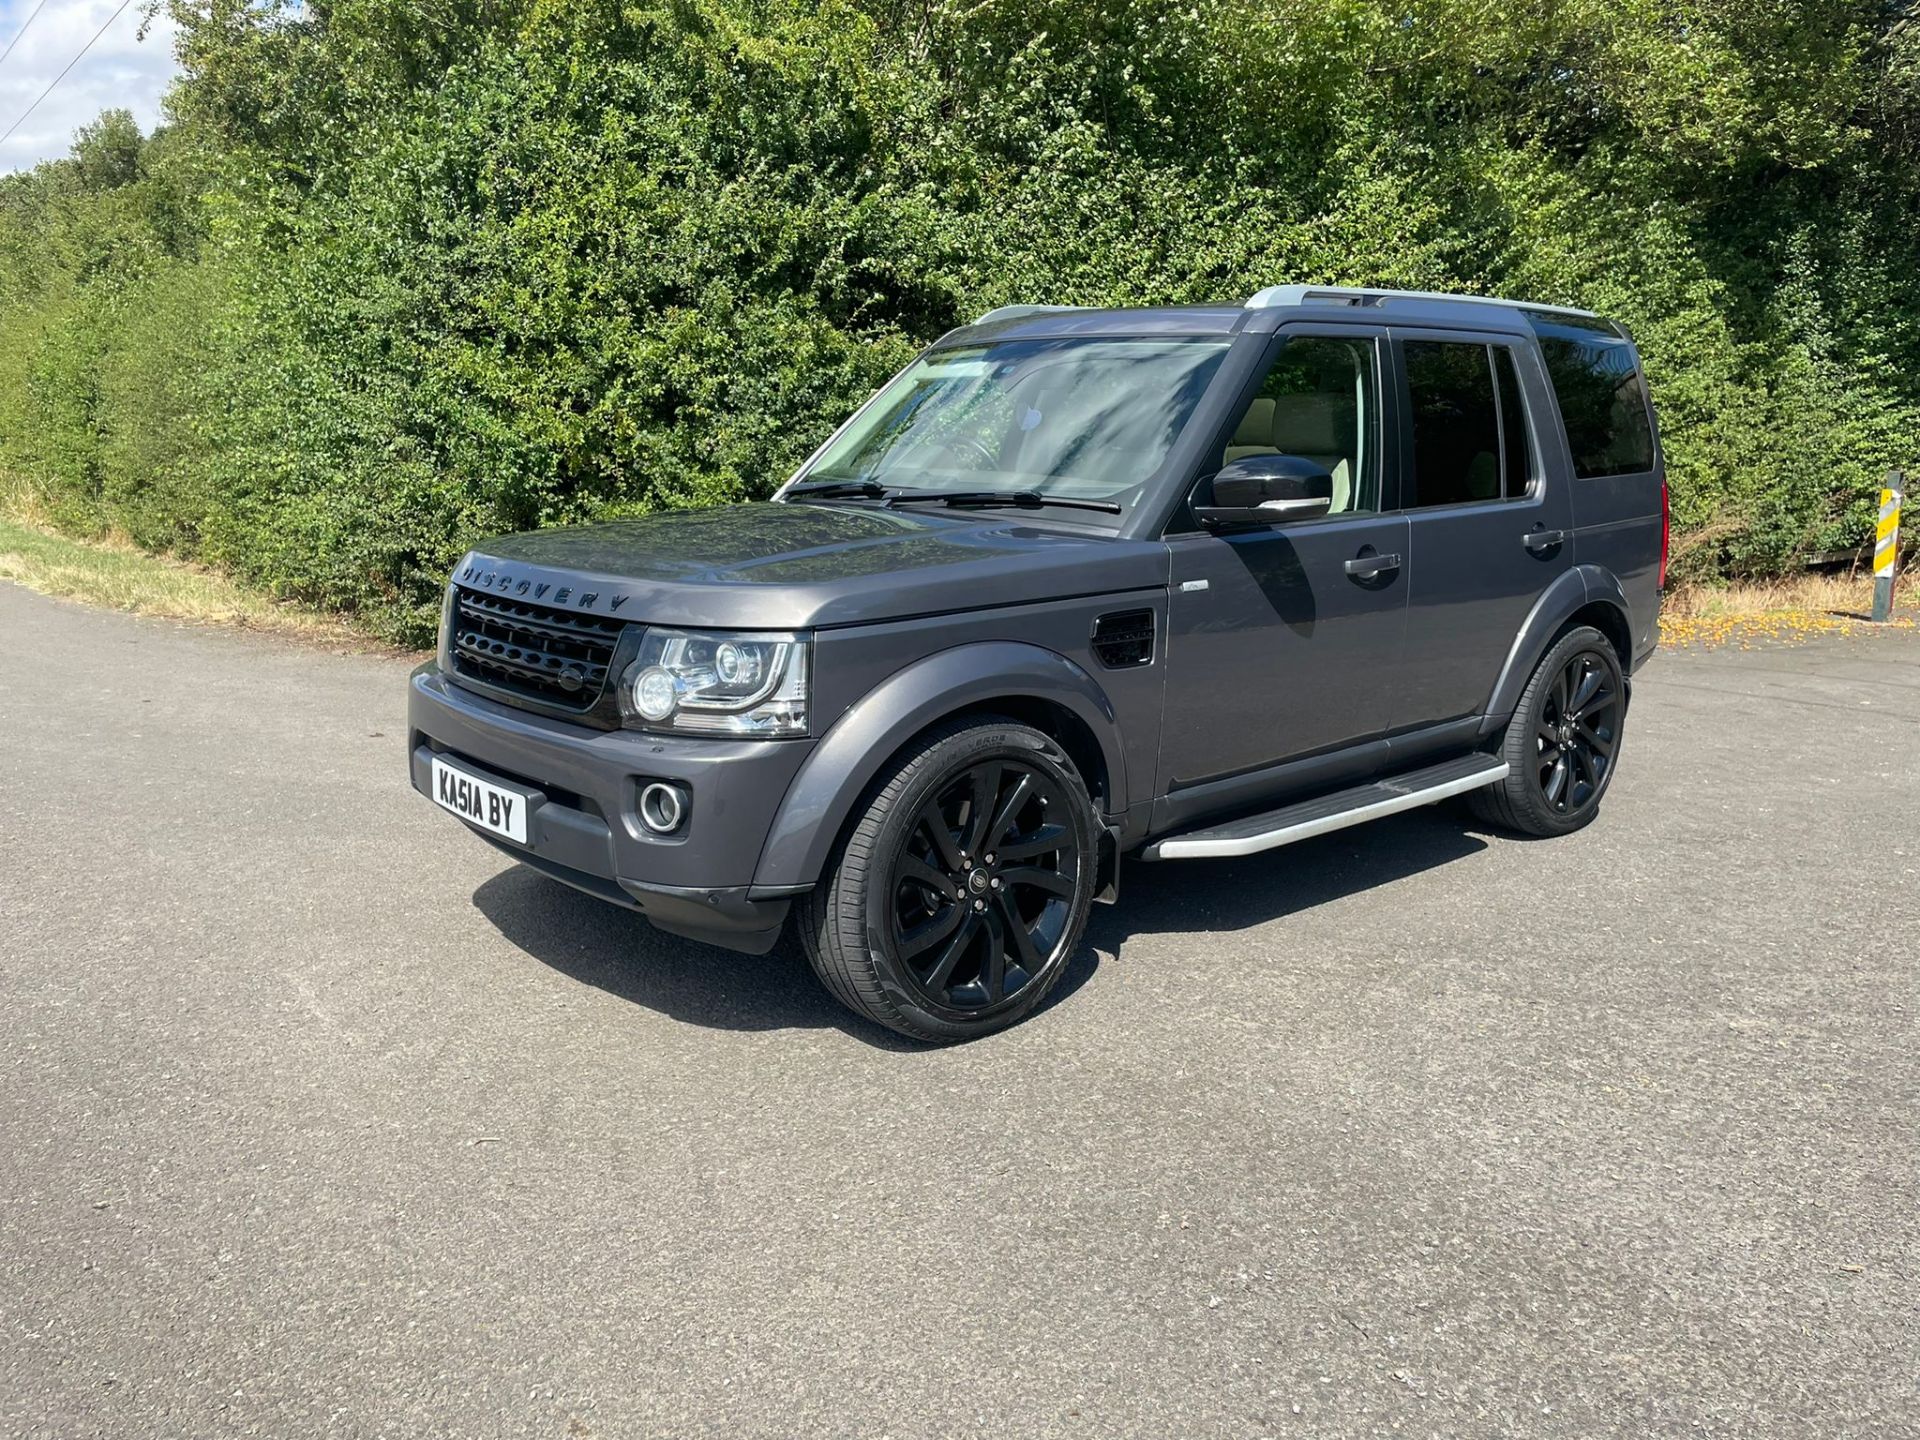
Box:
1242, 284, 1597, 321
948, 287, 1622, 343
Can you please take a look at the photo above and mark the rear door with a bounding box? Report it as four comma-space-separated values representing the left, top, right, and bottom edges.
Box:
1388, 329, 1574, 728
1526, 314, 1665, 668
1158, 325, 1410, 790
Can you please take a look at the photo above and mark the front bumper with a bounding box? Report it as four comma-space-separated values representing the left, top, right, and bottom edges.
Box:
407, 663, 812, 954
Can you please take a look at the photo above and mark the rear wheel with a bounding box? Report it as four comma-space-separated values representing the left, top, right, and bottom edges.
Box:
1472, 625, 1626, 837
798, 718, 1097, 1043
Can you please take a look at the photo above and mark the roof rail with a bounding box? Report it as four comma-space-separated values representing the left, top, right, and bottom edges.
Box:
971, 304, 1090, 326
1245, 285, 1598, 321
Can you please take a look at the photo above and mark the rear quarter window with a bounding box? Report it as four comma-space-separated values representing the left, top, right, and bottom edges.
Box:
1525, 315, 1657, 478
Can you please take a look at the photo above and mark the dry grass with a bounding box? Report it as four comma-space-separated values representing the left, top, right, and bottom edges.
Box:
0, 480, 382, 648
1660, 568, 1918, 648
5, 474, 1913, 656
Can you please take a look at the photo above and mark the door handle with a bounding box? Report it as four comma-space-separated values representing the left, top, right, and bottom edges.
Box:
1523, 528, 1568, 552
1344, 552, 1402, 578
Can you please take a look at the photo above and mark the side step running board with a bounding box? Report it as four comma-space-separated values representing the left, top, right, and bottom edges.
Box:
1143, 755, 1510, 861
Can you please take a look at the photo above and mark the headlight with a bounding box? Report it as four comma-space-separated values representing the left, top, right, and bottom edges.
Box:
618, 629, 810, 737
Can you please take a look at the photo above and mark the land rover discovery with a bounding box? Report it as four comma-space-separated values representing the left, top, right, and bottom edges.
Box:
409, 286, 1667, 1041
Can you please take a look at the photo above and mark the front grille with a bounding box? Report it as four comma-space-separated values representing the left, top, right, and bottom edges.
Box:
448, 587, 628, 709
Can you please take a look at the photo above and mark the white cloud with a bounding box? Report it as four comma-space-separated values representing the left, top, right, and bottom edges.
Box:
0, 0, 181, 173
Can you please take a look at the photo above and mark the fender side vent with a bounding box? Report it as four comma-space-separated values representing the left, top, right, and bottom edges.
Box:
1092, 609, 1155, 669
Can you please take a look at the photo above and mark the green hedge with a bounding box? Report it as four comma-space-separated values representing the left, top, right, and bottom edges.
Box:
4, 1, 1918, 643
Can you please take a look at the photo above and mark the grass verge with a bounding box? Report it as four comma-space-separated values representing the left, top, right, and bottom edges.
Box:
4, 478, 1913, 654
0, 488, 382, 648
1659, 570, 1918, 648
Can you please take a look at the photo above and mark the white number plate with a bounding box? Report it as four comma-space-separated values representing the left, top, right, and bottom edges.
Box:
431, 757, 529, 844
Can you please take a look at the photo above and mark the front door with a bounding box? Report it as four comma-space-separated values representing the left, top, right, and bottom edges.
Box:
1158, 329, 1410, 793
1388, 331, 1576, 727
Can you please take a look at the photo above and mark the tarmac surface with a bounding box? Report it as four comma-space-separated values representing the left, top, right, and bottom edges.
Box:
2, 582, 1916, 1438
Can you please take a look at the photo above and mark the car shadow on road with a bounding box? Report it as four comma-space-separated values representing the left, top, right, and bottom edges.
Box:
1085, 806, 1489, 956
470, 868, 943, 1048
471, 806, 1491, 1049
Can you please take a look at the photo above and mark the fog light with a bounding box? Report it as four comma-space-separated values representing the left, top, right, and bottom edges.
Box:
639, 782, 686, 835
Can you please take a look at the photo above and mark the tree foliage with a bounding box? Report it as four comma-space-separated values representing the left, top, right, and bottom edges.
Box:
3, 1, 1917, 640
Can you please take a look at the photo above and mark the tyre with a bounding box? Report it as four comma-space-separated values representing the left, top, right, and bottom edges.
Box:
797, 717, 1098, 1043
1471, 625, 1626, 838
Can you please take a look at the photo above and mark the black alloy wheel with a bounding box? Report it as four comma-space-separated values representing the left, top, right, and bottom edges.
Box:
1534, 648, 1621, 816
1472, 624, 1627, 838
798, 718, 1098, 1042
889, 759, 1079, 1012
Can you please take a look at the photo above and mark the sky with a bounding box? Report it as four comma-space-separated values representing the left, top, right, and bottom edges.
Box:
0, 0, 181, 174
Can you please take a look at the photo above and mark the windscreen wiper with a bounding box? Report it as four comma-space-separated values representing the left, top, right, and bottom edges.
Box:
885, 489, 1123, 515
782, 479, 892, 502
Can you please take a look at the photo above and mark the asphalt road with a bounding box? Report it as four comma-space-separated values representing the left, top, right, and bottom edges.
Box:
2, 583, 1916, 1439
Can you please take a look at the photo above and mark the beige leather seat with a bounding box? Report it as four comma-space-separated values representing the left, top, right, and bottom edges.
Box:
1224, 398, 1277, 466
1272, 394, 1356, 512
1224, 393, 1355, 512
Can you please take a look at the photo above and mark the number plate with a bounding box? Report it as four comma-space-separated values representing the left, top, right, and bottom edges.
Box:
430, 757, 530, 845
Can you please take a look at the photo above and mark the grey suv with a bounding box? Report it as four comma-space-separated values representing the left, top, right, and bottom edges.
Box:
410, 286, 1667, 1040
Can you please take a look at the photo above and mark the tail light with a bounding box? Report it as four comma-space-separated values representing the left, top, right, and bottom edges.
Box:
1658, 478, 1671, 589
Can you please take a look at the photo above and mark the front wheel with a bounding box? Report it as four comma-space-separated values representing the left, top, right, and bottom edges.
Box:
797, 718, 1098, 1042
1471, 625, 1627, 838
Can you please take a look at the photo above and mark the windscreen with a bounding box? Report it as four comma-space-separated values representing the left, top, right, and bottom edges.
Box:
802, 338, 1232, 519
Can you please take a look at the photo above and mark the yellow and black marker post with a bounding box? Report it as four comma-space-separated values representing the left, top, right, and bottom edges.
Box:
1873, 474, 1904, 623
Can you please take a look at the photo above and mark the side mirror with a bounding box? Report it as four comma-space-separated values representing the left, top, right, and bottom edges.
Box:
1193, 454, 1334, 531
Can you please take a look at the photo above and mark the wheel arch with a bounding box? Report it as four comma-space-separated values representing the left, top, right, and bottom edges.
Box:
752, 642, 1125, 892
1481, 566, 1635, 730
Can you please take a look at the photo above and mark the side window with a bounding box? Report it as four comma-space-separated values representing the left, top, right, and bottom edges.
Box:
1404, 340, 1506, 507
1526, 318, 1656, 478
1494, 347, 1536, 496
1219, 336, 1379, 514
